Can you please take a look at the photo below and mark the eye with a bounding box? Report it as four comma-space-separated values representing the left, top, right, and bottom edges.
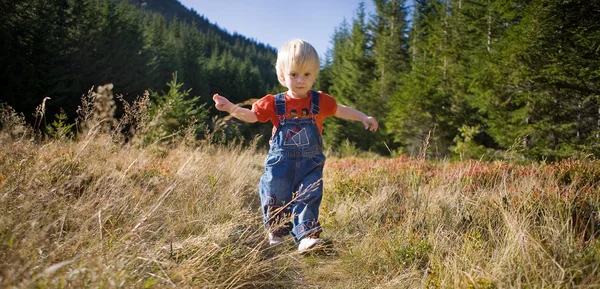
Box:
304, 72, 311, 77
289, 72, 297, 77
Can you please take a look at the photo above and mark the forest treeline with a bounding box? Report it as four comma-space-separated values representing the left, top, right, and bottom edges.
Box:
319, 0, 600, 160
0, 0, 280, 133
1, 0, 599, 160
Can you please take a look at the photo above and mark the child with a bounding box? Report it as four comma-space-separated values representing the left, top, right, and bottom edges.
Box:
213, 39, 378, 252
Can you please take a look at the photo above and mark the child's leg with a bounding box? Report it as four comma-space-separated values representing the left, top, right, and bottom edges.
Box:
266, 206, 292, 236
290, 154, 325, 242
259, 154, 295, 236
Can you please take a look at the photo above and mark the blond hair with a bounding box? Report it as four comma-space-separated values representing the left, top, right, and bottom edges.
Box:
275, 39, 320, 86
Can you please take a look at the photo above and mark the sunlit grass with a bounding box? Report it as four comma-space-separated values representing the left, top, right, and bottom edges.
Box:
1, 97, 600, 287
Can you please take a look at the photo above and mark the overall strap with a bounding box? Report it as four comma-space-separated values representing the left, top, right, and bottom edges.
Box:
275, 93, 286, 125
310, 90, 320, 116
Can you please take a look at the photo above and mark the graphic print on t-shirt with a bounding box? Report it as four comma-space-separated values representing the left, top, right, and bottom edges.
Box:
284, 125, 309, 146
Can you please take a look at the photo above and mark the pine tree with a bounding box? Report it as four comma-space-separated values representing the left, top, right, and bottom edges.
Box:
369, 0, 410, 110
180, 25, 210, 103
141, 13, 180, 90
389, 0, 454, 156
476, 0, 600, 159
511, 0, 600, 158
326, 3, 382, 153
368, 0, 411, 153
146, 72, 209, 143
330, 3, 375, 109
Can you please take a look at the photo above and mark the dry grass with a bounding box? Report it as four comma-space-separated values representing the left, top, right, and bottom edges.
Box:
1, 97, 600, 288
0, 132, 285, 287
322, 158, 600, 288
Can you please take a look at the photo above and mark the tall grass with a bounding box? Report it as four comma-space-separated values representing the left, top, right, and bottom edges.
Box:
324, 157, 600, 288
1, 94, 600, 288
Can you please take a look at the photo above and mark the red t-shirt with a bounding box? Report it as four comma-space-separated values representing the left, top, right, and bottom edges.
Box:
252, 91, 337, 135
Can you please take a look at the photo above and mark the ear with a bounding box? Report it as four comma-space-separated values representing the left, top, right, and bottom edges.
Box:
278, 73, 287, 87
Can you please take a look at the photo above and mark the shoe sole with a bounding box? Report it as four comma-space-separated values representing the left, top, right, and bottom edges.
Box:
298, 240, 324, 252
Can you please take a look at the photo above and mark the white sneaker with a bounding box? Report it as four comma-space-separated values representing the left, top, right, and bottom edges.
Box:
268, 233, 285, 246
298, 237, 323, 252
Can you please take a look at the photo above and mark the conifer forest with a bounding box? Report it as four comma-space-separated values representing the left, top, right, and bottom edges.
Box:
2, 0, 599, 160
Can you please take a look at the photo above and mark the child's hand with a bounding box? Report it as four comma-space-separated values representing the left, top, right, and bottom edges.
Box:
213, 93, 233, 112
363, 116, 379, 131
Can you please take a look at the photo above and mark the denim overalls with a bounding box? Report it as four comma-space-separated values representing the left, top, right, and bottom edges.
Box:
258, 90, 326, 242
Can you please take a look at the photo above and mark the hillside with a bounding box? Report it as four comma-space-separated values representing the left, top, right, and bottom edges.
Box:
0, 0, 280, 126
131, 0, 276, 50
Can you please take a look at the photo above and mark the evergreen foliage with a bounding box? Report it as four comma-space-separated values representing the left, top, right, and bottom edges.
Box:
2, 0, 599, 159
325, 0, 600, 159
46, 108, 75, 140
145, 72, 208, 144
0, 0, 278, 130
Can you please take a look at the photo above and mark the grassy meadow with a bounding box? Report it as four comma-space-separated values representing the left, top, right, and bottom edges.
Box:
1, 98, 600, 288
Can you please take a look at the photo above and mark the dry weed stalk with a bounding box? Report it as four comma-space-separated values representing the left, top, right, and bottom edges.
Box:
0, 103, 30, 140
115, 90, 151, 139
77, 84, 118, 138
418, 131, 431, 162
33, 96, 51, 132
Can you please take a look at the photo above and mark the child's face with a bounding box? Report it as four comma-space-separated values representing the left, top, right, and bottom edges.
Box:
283, 67, 317, 98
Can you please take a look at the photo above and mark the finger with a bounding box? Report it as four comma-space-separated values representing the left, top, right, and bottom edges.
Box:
368, 121, 377, 131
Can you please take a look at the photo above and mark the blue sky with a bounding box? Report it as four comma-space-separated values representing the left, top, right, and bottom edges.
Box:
177, 0, 381, 59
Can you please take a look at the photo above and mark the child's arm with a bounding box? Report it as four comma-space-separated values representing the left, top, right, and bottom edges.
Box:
335, 104, 379, 131
213, 94, 258, 123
